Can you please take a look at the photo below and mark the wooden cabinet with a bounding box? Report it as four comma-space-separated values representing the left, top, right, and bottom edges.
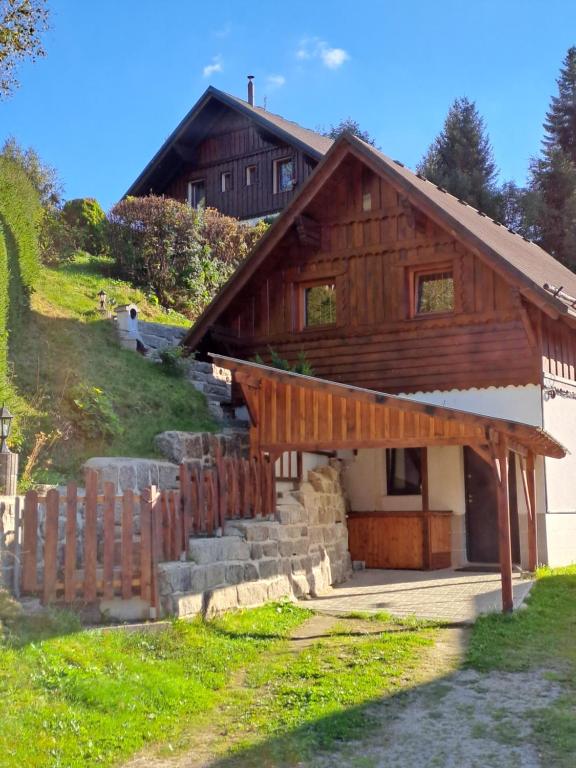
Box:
347, 511, 452, 570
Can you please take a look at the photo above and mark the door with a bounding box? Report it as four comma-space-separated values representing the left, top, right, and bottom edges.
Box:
464, 448, 520, 564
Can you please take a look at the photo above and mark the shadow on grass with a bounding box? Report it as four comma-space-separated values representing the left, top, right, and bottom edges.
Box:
0, 599, 83, 649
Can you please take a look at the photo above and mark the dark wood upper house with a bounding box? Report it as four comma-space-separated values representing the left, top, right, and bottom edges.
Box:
181, 132, 576, 610
125, 81, 333, 221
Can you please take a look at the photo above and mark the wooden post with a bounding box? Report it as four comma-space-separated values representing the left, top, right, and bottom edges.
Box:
64, 483, 78, 603
84, 470, 98, 603
421, 447, 432, 569
524, 452, 538, 572
496, 438, 514, 613
43, 489, 59, 605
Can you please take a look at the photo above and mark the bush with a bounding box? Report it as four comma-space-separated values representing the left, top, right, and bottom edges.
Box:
158, 346, 185, 377
66, 384, 122, 442
38, 209, 77, 265
107, 196, 267, 318
62, 197, 107, 254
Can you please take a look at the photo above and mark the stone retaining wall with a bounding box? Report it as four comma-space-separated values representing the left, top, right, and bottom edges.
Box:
159, 462, 352, 618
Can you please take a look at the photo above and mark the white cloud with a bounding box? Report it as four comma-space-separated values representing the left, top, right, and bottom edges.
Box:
213, 23, 231, 39
267, 74, 286, 90
319, 46, 349, 69
295, 38, 349, 70
202, 56, 223, 77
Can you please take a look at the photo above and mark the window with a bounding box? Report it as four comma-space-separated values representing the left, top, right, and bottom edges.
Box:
412, 268, 454, 315
304, 283, 337, 328
386, 448, 422, 495
246, 164, 258, 186
274, 157, 295, 193
221, 171, 233, 192
187, 180, 206, 209
362, 192, 372, 212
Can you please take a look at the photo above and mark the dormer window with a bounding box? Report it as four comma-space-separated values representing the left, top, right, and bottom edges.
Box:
187, 180, 206, 209
221, 171, 233, 192
246, 164, 258, 186
274, 157, 294, 193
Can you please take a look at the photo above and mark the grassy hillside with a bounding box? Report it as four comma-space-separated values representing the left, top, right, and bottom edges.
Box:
9, 253, 214, 487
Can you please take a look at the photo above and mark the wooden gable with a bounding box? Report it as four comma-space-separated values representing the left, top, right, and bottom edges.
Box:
204, 152, 542, 394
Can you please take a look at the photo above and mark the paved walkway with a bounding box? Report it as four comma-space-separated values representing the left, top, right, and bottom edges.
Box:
303, 568, 534, 623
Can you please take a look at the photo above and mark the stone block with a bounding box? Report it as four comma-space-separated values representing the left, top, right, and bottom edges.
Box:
279, 539, 309, 558
221, 538, 250, 561
204, 563, 226, 589
243, 562, 259, 581
250, 543, 264, 560
159, 563, 193, 594
243, 523, 269, 542
203, 585, 238, 618
266, 575, 293, 602
174, 592, 203, 618
258, 559, 279, 579
100, 597, 150, 623
262, 540, 279, 558
225, 564, 245, 585
118, 463, 137, 492
236, 580, 269, 607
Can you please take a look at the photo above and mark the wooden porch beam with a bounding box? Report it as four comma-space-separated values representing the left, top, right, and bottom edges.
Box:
494, 436, 514, 613
421, 448, 432, 569
521, 451, 538, 572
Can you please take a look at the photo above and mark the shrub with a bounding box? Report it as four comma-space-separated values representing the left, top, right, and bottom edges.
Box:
107, 196, 268, 318
66, 384, 122, 442
38, 209, 77, 265
62, 197, 107, 254
254, 347, 314, 376
158, 346, 185, 377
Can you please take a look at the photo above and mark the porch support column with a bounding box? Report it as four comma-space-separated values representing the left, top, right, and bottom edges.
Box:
495, 437, 514, 613
522, 451, 538, 572
420, 447, 432, 569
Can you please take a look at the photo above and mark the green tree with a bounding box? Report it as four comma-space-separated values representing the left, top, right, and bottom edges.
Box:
417, 97, 500, 218
62, 197, 107, 254
1, 136, 62, 208
528, 47, 576, 268
325, 118, 377, 146
0, 0, 49, 98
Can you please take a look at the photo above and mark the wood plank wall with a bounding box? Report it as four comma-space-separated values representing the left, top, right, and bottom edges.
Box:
164, 110, 317, 219
212, 156, 543, 393
541, 313, 576, 382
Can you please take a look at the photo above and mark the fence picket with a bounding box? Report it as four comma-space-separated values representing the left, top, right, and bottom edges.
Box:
21, 491, 38, 593
43, 489, 59, 604
64, 483, 77, 602
103, 482, 116, 600
140, 488, 152, 602
84, 470, 98, 602
121, 490, 134, 599
150, 490, 161, 616
171, 491, 181, 559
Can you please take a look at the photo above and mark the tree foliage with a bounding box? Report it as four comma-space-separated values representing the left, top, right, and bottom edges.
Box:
1, 136, 62, 208
62, 197, 107, 254
107, 196, 268, 318
417, 97, 501, 218
528, 47, 576, 268
0, 0, 49, 98
325, 118, 376, 146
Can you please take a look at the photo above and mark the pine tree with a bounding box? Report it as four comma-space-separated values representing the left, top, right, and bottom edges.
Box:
325, 118, 377, 146
417, 97, 500, 218
529, 47, 576, 268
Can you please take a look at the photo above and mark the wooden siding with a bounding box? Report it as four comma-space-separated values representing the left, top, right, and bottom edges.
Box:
163, 110, 317, 219
210, 155, 542, 393
541, 313, 576, 382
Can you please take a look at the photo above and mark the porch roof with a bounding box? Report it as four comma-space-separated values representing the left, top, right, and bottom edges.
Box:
210, 354, 566, 460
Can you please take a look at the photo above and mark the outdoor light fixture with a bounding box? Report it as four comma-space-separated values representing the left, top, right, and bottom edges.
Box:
97, 289, 107, 311
0, 404, 17, 495
0, 404, 14, 453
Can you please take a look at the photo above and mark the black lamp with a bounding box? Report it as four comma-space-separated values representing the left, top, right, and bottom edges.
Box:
0, 404, 13, 453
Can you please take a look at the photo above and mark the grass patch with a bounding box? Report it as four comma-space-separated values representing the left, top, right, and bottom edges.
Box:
9, 253, 214, 483
468, 565, 576, 767
0, 603, 309, 767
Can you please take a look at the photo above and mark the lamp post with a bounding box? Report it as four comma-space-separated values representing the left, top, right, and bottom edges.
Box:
0, 404, 17, 495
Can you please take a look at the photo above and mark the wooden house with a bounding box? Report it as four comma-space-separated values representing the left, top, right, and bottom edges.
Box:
125, 80, 332, 221
182, 132, 576, 610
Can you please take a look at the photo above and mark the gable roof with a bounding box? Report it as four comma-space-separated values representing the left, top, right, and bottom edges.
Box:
183, 132, 576, 350
125, 86, 333, 197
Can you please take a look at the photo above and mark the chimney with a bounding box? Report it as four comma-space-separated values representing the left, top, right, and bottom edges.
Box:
247, 75, 255, 106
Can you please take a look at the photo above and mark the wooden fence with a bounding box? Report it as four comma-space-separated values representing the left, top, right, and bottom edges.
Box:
17, 454, 276, 608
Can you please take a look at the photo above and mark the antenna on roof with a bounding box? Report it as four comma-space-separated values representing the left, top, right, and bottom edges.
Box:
247, 75, 255, 106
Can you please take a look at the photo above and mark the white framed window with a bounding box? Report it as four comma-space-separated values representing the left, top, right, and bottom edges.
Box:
221, 171, 233, 192
187, 179, 206, 209
273, 157, 295, 193
246, 164, 258, 186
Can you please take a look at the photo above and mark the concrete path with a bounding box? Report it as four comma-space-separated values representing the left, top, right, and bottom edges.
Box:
303, 568, 534, 623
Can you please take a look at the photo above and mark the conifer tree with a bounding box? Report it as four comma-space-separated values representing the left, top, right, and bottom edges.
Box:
529, 46, 576, 268
417, 97, 500, 218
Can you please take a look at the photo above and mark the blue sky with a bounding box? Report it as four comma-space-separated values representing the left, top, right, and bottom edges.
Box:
1, 0, 575, 210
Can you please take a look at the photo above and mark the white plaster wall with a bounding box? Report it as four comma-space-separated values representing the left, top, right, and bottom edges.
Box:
398, 384, 543, 427
428, 446, 467, 567
541, 377, 576, 565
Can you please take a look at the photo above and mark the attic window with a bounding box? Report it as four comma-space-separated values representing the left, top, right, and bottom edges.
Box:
303, 283, 337, 328
246, 165, 258, 186
411, 267, 455, 316
221, 171, 233, 192
187, 180, 205, 209
274, 157, 294, 193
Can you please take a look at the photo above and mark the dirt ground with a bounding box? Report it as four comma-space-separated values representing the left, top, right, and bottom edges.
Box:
121, 620, 561, 768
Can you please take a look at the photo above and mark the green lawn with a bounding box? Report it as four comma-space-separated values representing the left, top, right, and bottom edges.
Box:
8, 253, 214, 484
468, 565, 576, 767
0, 600, 439, 768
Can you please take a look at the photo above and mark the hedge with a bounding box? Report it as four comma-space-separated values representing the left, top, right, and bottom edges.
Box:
0, 157, 42, 398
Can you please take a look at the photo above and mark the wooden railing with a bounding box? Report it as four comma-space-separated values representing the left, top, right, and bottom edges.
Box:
275, 451, 303, 482
17, 454, 276, 609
